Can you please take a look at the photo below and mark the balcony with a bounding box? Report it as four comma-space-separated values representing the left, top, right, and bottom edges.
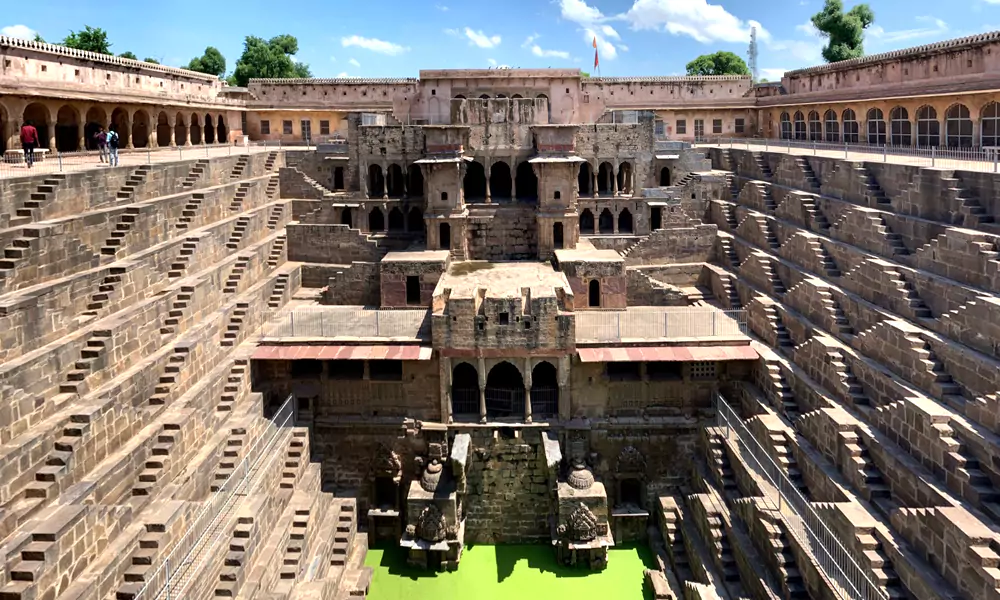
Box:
261, 307, 431, 341
575, 307, 747, 343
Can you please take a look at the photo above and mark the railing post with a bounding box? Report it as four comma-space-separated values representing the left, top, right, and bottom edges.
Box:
289, 311, 294, 337
993, 150, 998, 173
376, 310, 381, 337
147, 147, 151, 165
883, 143, 887, 163
165, 557, 170, 600
712, 312, 717, 336
932, 146, 936, 167
764, 138, 768, 152
844, 142, 848, 159
58, 153, 63, 172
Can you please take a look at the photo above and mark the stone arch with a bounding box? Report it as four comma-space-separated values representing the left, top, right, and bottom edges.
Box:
865, 108, 886, 145
454, 94, 466, 100
485, 361, 525, 419
368, 207, 385, 232
156, 111, 171, 147
407, 207, 423, 233
479, 94, 490, 101
110, 106, 131, 148
334, 166, 345, 190
439, 222, 451, 250
190, 112, 202, 144
616, 161, 632, 195
578, 162, 592, 195
598, 208, 614, 234
490, 161, 512, 199
982, 102, 1000, 147
340, 207, 353, 228
823, 109, 839, 142
55, 104, 80, 152
842, 108, 859, 143
579, 208, 594, 234
511, 94, 523, 99
174, 112, 188, 146
23, 102, 51, 149
204, 114, 216, 144
408, 164, 424, 197
588, 279, 601, 307
217, 114, 228, 144
793, 111, 805, 140
463, 160, 486, 200
451, 362, 479, 417
386, 164, 405, 197
889, 106, 910, 146
779, 111, 791, 139
368, 164, 385, 197
388, 206, 405, 232
132, 109, 151, 148
916, 105, 939, 147
659, 166, 670, 186
597, 161, 613, 195
537, 93, 551, 122
84, 106, 107, 150
945, 103, 973, 148
808, 110, 821, 141
515, 161, 537, 200
650, 205, 662, 230
618, 208, 633, 233
530, 361, 559, 417
553, 222, 564, 249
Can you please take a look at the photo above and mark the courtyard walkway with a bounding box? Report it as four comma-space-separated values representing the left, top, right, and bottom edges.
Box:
697, 138, 1000, 174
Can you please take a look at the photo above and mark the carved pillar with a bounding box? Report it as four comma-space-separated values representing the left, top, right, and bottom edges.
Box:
382, 161, 389, 200
76, 105, 87, 151
612, 163, 619, 197
125, 109, 135, 149
442, 358, 453, 424
478, 357, 487, 424
557, 355, 571, 420
485, 160, 492, 204
361, 162, 369, 198
511, 160, 517, 199
46, 115, 56, 151
592, 165, 598, 199
402, 165, 409, 199
524, 358, 533, 424
168, 115, 177, 147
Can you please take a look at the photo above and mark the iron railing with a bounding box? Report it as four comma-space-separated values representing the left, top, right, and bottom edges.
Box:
695, 136, 1000, 174
714, 393, 888, 600
261, 307, 431, 339
133, 394, 296, 600
575, 308, 747, 342
0, 142, 277, 179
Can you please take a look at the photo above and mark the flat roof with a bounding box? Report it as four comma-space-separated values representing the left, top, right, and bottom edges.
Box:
553, 248, 623, 263
437, 261, 570, 299
383, 250, 451, 262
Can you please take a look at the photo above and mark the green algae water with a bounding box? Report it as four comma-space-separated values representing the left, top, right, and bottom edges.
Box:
364, 543, 657, 600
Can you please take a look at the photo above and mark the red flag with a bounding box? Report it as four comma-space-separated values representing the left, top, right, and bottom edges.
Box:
593, 37, 599, 69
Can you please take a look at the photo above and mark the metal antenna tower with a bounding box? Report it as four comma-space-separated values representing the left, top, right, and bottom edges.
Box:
748, 26, 759, 83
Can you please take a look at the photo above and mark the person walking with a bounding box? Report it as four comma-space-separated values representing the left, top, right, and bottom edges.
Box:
94, 126, 108, 163
107, 127, 120, 167
19, 121, 39, 168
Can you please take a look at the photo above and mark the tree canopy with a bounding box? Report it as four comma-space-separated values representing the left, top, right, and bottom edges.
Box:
118, 51, 137, 60
143, 58, 159, 64
61, 25, 111, 54
187, 47, 226, 77
811, 0, 875, 63
228, 35, 311, 87
685, 51, 750, 76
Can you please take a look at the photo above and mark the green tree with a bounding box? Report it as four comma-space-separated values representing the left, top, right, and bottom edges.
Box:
61, 25, 111, 54
143, 57, 159, 64
33, 33, 45, 43
187, 46, 226, 77
119, 51, 137, 60
229, 35, 312, 87
686, 51, 750, 76
580, 71, 590, 78
811, 0, 875, 63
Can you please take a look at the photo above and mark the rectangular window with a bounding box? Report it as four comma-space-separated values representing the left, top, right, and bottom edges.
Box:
327, 360, 364, 380
712, 119, 722, 134
260, 120, 270, 135
320, 120, 330, 135
607, 362, 642, 381
735, 118, 745, 134
647, 362, 683, 381
406, 276, 421, 305
370, 360, 403, 381
694, 119, 705, 138
300, 120, 312, 142
654, 120, 665, 136
282, 120, 293, 135
241, 111, 247, 134
290, 360, 323, 378
676, 119, 687, 135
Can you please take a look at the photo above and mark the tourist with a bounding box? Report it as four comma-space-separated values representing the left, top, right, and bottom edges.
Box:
19, 121, 38, 168
94, 126, 108, 163
107, 127, 120, 167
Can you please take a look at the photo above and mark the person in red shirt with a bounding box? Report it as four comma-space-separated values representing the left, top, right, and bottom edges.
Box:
19, 121, 39, 168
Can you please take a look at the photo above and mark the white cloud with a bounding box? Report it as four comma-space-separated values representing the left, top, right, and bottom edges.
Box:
435, 3, 448, 10
584, 27, 618, 60
621, 0, 766, 44
600, 24, 620, 40
522, 33, 540, 47
336, 72, 349, 78
464, 28, 501, 48
866, 16, 948, 44
488, 58, 497, 66
560, 0, 604, 23
531, 45, 571, 59
1, 24, 37, 40
558, 0, 624, 60
759, 67, 787, 81
349, 58, 361, 67
340, 35, 409, 56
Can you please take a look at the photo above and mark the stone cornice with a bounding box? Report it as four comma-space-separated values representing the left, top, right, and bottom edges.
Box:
249, 77, 417, 85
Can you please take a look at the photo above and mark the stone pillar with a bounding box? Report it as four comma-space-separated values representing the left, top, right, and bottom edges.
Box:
77, 120, 85, 153
402, 166, 409, 199
46, 117, 56, 151
557, 355, 571, 420
524, 358, 533, 424
592, 166, 598, 199
511, 161, 517, 199
126, 110, 135, 149
478, 357, 487, 424
168, 115, 177, 147
382, 161, 389, 200
361, 162, 369, 198
441, 358, 453, 424
612, 164, 619, 197
485, 160, 492, 203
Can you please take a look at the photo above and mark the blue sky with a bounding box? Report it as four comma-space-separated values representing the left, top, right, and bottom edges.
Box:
3, 0, 1000, 80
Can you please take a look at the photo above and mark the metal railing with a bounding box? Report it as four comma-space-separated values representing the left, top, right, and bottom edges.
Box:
261, 307, 431, 339
0, 142, 278, 179
715, 393, 888, 600
133, 394, 296, 600
695, 136, 1000, 174
575, 308, 747, 342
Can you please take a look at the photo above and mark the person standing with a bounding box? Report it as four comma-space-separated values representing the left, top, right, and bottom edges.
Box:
19, 121, 39, 168
94, 126, 108, 163
107, 127, 120, 167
